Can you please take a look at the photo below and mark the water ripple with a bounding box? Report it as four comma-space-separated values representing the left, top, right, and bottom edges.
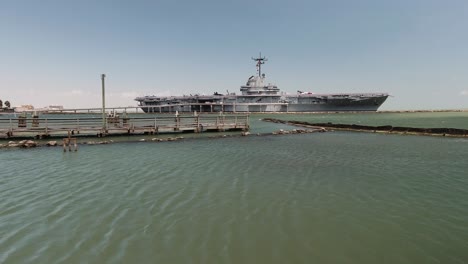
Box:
1, 133, 468, 263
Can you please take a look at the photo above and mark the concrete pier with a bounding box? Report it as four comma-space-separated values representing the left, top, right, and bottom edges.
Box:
0, 114, 249, 139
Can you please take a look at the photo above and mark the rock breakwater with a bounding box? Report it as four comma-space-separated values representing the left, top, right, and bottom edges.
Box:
263, 118, 468, 137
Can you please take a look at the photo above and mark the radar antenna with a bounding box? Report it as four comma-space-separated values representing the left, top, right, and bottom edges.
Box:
252, 52, 268, 77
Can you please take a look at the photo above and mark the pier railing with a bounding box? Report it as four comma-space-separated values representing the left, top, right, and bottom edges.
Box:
0, 114, 249, 139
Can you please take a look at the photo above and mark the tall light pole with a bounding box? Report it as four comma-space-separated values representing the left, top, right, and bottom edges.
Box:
101, 74, 106, 130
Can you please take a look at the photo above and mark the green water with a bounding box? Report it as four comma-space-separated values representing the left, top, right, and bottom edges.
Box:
1, 113, 468, 263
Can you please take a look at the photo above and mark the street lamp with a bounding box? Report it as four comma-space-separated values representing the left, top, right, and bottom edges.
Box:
101, 74, 106, 130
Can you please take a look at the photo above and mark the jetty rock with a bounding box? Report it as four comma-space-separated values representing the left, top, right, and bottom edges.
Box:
273, 129, 291, 135
25, 140, 37, 147
7, 141, 20, 147
292, 129, 307, 134
46, 141, 58, 146
19, 140, 37, 148
241, 131, 250, 136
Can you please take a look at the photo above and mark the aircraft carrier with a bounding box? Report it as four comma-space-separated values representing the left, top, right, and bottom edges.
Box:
135, 55, 389, 113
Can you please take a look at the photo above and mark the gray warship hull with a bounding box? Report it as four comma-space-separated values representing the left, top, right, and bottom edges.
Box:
135, 93, 388, 113
135, 55, 389, 113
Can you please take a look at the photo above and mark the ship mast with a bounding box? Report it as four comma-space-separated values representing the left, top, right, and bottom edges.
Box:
252, 53, 267, 77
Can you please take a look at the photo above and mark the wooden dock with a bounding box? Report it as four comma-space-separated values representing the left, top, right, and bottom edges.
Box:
0, 114, 249, 139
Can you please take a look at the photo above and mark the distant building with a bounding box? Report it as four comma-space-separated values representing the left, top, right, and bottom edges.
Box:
14, 105, 65, 112
29, 105, 65, 112
47, 105, 64, 110
15, 105, 34, 112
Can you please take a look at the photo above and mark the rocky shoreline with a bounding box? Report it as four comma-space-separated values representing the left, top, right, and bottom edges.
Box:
0, 140, 66, 149
263, 118, 468, 137
0, 128, 326, 150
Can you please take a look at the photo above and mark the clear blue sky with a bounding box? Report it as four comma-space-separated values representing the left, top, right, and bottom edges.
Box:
1, 0, 468, 110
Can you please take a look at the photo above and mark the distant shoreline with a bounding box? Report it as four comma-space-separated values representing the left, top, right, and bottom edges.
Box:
1, 108, 468, 115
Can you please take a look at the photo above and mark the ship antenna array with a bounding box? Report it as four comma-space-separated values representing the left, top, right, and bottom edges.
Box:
252, 53, 268, 77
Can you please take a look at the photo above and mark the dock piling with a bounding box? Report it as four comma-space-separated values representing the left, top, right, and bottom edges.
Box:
63, 131, 78, 152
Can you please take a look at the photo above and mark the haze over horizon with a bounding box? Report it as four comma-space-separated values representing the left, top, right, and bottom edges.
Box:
1, 0, 468, 110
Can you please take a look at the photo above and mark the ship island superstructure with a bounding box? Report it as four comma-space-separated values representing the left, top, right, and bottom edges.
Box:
135, 55, 389, 113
